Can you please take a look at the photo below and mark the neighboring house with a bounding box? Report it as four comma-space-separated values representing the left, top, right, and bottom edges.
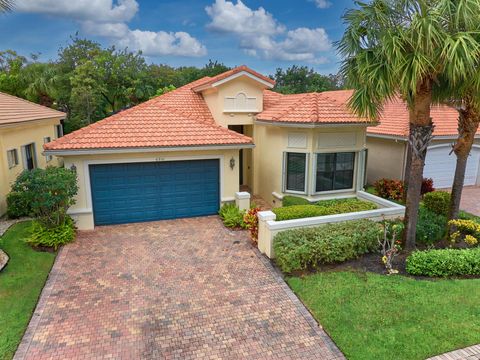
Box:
366, 95, 480, 188
44, 66, 375, 230
0, 92, 66, 216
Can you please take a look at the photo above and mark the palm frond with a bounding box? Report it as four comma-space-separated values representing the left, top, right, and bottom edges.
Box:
0, 0, 13, 12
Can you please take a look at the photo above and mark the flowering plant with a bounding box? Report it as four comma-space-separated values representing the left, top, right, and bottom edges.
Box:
243, 207, 260, 244
378, 221, 404, 274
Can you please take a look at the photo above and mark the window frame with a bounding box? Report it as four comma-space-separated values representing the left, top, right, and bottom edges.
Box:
283, 151, 309, 195
55, 124, 63, 138
44, 137, 53, 162
313, 151, 357, 194
6, 148, 19, 169
22, 143, 37, 171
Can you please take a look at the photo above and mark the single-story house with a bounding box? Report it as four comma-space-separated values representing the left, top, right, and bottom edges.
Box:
366, 95, 480, 188
0, 92, 65, 216
44, 66, 374, 230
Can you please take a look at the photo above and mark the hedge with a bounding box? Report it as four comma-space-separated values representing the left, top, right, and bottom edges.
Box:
273, 198, 377, 221
406, 248, 480, 277
273, 220, 382, 272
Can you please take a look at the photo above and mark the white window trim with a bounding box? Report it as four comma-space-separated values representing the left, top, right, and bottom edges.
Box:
312, 151, 357, 195
76, 155, 226, 216
6, 148, 19, 169
282, 151, 309, 195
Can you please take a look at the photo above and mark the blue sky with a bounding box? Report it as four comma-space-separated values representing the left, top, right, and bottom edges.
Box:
0, 0, 355, 75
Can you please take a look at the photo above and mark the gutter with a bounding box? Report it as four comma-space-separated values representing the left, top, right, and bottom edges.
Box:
43, 143, 255, 156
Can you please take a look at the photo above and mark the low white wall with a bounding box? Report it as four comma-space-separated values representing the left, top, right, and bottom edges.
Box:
257, 191, 405, 259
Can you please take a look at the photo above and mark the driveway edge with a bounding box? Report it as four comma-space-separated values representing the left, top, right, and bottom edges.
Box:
252, 247, 346, 360
14, 245, 68, 360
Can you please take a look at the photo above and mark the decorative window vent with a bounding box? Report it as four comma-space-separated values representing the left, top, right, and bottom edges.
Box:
224, 92, 257, 112
317, 132, 356, 148
287, 133, 308, 149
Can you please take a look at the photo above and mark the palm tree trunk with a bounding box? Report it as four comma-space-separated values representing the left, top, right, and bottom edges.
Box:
404, 79, 434, 250
448, 98, 480, 222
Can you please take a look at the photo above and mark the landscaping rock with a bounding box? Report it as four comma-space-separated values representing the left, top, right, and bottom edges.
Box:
0, 249, 8, 272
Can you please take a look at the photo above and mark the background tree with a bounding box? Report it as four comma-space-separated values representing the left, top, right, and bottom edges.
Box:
338, 0, 480, 249
272, 65, 342, 94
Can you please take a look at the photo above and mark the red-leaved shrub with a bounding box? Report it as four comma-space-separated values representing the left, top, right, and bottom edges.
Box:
421, 178, 435, 195
374, 178, 405, 201
243, 207, 260, 244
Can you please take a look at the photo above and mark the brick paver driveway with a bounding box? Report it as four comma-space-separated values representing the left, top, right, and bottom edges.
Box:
460, 186, 480, 216
16, 217, 343, 360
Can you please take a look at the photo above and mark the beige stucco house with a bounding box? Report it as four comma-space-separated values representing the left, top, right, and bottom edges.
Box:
44, 66, 374, 230
0, 92, 65, 216
366, 96, 480, 188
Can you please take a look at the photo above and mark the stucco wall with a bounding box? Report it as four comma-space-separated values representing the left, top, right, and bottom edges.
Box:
0, 118, 62, 215
202, 77, 264, 128
253, 124, 368, 207
366, 136, 480, 184
366, 136, 407, 184
61, 149, 240, 230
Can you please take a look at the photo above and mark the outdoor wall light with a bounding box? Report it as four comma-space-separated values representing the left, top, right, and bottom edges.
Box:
70, 164, 77, 173
230, 157, 235, 170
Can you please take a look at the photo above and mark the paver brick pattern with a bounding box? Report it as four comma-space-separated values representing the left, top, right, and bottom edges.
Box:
15, 216, 343, 360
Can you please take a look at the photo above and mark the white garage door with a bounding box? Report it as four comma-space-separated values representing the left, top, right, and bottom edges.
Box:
424, 145, 480, 188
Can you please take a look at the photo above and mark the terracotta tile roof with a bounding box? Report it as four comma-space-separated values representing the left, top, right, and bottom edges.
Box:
367, 94, 464, 138
0, 92, 65, 125
257, 89, 372, 124
45, 78, 253, 151
192, 65, 275, 91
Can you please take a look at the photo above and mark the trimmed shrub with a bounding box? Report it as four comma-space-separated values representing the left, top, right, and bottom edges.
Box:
423, 191, 450, 216
273, 220, 383, 272
416, 207, 447, 244
406, 248, 480, 277
7, 167, 78, 228
282, 195, 310, 207
27, 217, 76, 250
273, 198, 377, 221
421, 178, 435, 195
218, 203, 246, 229
374, 178, 405, 201
6, 191, 31, 219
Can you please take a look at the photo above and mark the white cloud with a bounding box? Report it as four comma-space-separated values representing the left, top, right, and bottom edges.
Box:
206, 0, 332, 63
16, 0, 207, 57
313, 0, 332, 9
206, 0, 284, 35
16, 0, 138, 22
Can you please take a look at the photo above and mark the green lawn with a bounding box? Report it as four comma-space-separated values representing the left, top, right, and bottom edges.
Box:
288, 271, 480, 360
0, 222, 56, 360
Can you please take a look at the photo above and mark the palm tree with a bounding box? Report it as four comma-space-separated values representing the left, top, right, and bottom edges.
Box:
337, 0, 480, 249
0, 0, 13, 12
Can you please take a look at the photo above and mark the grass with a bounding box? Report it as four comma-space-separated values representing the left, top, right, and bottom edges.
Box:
0, 222, 56, 360
288, 271, 480, 360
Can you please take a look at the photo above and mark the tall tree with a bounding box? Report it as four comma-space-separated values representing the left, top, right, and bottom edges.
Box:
337, 0, 480, 249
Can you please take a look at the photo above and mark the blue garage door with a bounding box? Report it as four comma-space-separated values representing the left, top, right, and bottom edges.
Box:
89, 159, 220, 225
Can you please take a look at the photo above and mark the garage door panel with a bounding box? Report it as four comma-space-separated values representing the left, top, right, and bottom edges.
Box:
424, 146, 480, 188
90, 159, 220, 225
